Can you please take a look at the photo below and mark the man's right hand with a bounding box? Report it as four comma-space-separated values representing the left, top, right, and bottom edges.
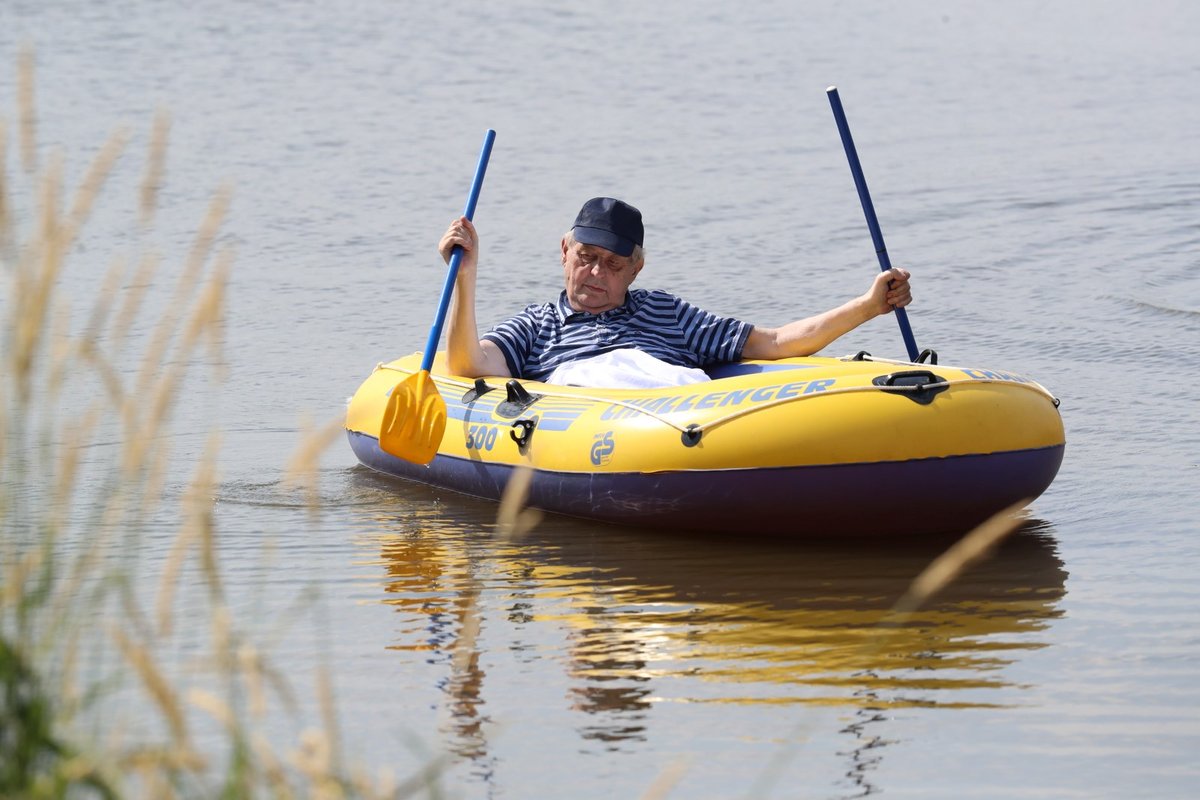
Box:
439, 216, 479, 273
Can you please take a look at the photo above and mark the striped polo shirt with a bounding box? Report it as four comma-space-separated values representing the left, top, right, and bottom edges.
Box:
482, 288, 753, 381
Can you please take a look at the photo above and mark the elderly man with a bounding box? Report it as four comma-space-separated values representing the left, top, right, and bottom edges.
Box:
440, 197, 911, 387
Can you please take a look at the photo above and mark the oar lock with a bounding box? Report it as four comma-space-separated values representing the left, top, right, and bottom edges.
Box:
849, 348, 938, 364
509, 418, 536, 448
462, 378, 540, 448
462, 378, 542, 416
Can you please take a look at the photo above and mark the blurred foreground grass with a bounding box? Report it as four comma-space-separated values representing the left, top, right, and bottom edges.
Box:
0, 49, 438, 799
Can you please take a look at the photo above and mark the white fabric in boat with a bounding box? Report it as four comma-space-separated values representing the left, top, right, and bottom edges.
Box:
544, 348, 712, 389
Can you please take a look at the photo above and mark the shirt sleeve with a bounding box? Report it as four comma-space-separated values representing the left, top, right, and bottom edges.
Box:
676, 298, 754, 365
481, 304, 544, 378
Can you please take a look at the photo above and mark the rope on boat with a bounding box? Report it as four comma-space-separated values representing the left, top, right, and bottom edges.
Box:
372, 363, 1059, 440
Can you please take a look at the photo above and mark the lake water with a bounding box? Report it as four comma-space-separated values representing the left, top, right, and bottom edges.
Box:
4, 0, 1199, 797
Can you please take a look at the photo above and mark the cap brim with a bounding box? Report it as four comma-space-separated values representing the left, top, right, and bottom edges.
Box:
572, 226, 635, 258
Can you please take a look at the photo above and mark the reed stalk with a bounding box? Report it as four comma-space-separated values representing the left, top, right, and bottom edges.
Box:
0, 51, 438, 799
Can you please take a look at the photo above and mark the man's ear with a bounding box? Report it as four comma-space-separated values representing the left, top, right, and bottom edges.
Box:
560, 236, 570, 264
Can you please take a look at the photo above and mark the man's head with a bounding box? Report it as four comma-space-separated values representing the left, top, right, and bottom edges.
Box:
561, 198, 645, 314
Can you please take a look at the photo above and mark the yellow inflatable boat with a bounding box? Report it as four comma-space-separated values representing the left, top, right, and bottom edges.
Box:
345, 352, 1064, 536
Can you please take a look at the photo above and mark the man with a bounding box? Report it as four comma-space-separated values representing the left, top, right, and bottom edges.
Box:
440, 197, 912, 386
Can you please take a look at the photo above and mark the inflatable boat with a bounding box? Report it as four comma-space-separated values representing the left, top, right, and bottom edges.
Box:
345, 352, 1064, 536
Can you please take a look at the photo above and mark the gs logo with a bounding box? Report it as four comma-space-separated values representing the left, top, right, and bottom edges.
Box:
590, 431, 615, 466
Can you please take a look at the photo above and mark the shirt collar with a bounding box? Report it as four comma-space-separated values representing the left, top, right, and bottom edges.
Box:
555, 289, 640, 323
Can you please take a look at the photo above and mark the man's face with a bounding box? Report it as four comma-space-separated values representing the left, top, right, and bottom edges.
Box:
560, 238, 643, 314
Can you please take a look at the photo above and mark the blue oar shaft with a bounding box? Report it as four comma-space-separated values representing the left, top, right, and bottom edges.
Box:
826, 87, 919, 362
421, 129, 497, 373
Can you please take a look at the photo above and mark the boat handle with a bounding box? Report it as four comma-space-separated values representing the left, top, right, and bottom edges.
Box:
871, 370, 949, 405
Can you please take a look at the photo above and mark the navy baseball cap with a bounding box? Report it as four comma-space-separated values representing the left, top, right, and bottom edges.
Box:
571, 197, 643, 258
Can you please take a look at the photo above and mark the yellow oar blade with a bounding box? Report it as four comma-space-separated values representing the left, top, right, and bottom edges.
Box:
379, 370, 447, 464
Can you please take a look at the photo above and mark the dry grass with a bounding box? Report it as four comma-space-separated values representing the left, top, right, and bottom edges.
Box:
0, 51, 439, 799
888, 501, 1029, 618
495, 464, 543, 541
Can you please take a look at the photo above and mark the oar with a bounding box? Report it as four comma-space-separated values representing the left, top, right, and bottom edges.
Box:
826, 86, 920, 362
379, 129, 496, 464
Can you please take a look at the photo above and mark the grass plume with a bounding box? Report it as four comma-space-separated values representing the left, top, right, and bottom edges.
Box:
889, 501, 1029, 618
18, 45, 36, 173
495, 465, 542, 540
1, 51, 441, 799
139, 110, 170, 226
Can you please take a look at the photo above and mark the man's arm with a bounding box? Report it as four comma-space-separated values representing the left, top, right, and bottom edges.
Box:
741, 267, 912, 360
440, 216, 513, 378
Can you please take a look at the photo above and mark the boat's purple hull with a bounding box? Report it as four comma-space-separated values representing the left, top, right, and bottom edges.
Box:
349, 430, 1064, 537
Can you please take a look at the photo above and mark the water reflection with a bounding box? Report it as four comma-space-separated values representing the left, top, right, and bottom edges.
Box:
370, 514, 494, 776
350, 469, 1067, 773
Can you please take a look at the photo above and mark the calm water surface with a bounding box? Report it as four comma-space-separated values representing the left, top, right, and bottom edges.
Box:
4, 0, 1199, 797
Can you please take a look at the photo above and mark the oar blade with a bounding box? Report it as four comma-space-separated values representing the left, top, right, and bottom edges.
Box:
379, 371, 447, 464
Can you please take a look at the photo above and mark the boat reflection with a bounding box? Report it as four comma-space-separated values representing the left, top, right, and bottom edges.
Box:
350, 468, 1068, 771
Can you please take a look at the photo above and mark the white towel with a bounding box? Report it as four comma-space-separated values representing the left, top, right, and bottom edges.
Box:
545, 348, 712, 389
